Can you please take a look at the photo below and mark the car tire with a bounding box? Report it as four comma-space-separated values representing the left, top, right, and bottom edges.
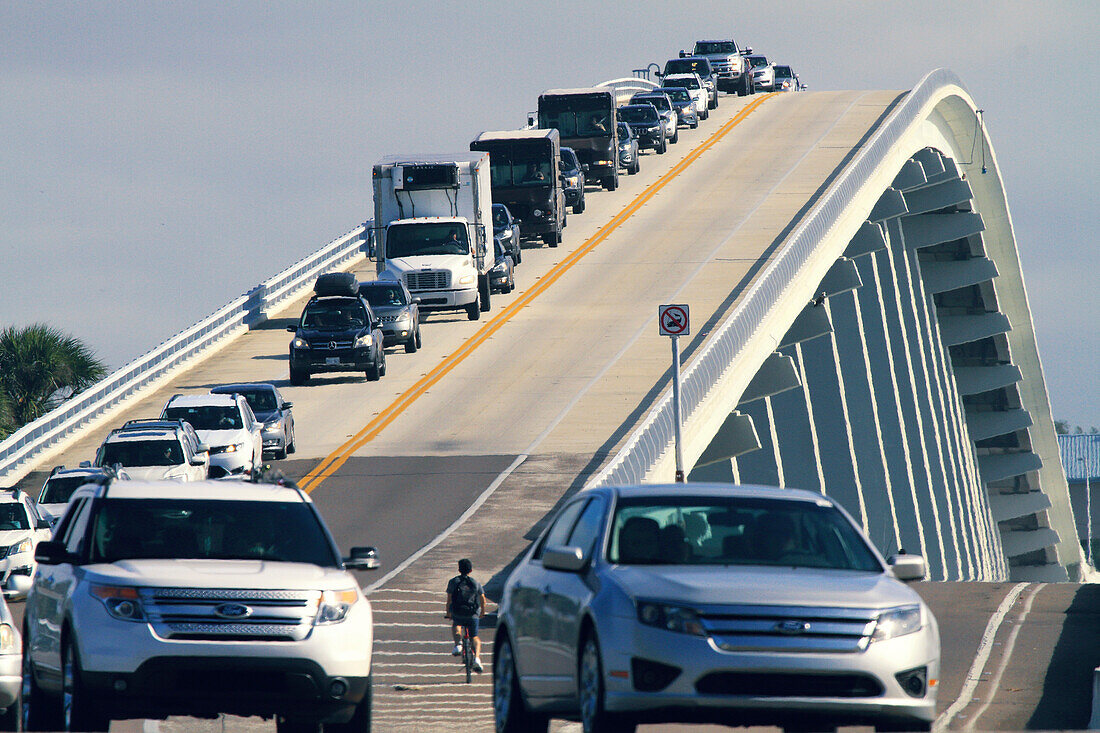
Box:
480, 276, 492, 312
873, 720, 931, 732
366, 353, 381, 382
0, 699, 19, 732
324, 673, 371, 732
579, 633, 635, 733
466, 302, 481, 321
62, 640, 110, 732
274, 445, 287, 460
22, 635, 58, 732
514, 245, 521, 265
603, 176, 617, 192
493, 632, 548, 733
289, 367, 309, 386
286, 426, 296, 454
709, 95, 718, 109
670, 128, 678, 144
691, 119, 699, 129
542, 232, 559, 248
657, 137, 667, 154
404, 332, 418, 354
414, 326, 422, 349
573, 197, 585, 215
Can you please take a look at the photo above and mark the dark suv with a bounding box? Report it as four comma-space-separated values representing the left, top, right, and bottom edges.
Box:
661, 56, 719, 108
560, 147, 586, 214
287, 291, 386, 384
618, 104, 667, 154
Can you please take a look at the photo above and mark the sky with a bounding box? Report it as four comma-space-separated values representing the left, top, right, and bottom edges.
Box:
1, 1, 1097, 425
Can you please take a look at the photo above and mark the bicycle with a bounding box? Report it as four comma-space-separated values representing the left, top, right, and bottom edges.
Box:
458, 623, 473, 684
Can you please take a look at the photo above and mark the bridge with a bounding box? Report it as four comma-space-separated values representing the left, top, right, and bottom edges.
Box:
1, 69, 1095, 730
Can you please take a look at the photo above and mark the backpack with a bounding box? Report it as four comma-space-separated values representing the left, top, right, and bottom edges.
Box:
451, 576, 479, 617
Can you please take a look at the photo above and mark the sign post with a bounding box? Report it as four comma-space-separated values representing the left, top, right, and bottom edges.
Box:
659, 305, 689, 483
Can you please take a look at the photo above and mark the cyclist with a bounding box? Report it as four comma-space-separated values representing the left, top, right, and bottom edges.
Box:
445, 558, 486, 673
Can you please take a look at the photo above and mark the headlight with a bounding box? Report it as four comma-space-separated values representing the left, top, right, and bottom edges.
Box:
458, 274, 475, 285
533, 208, 543, 217
316, 588, 359, 625
264, 419, 281, 429
353, 333, 373, 348
292, 337, 309, 349
565, 176, 579, 187
872, 605, 923, 642
0, 624, 15, 653
491, 262, 507, 274
8, 538, 31, 556
636, 601, 706, 636
90, 584, 146, 622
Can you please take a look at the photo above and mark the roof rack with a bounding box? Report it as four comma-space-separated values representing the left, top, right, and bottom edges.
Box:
119, 419, 189, 432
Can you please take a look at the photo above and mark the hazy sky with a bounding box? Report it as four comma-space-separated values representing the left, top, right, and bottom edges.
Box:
1, 1, 1097, 424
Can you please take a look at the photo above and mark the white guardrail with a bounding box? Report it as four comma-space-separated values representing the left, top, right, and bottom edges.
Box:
597, 77, 660, 105
0, 224, 371, 483
588, 68, 968, 488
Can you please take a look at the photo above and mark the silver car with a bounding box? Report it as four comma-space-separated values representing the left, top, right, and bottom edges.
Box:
210, 383, 296, 459
493, 484, 939, 733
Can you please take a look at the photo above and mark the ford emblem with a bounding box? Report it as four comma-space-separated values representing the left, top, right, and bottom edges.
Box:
214, 603, 253, 620
776, 620, 810, 634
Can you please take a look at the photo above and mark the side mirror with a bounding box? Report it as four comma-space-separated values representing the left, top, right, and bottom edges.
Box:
79, 460, 92, 468
412, 296, 422, 304
744, 47, 753, 54
345, 546, 380, 571
678, 50, 686, 58
6, 575, 32, 597
542, 545, 585, 573
286, 324, 297, 332
527, 114, 536, 127
581, 163, 590, 172
190, 456, 206, 467
36, 517, 52, 530
283, 401, 293, 409
196, 443, 209, 454
35, 540, 75, 566
887, 553, 927, 582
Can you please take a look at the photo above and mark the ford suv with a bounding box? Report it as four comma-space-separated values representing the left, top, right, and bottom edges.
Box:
23, 477, 380, 731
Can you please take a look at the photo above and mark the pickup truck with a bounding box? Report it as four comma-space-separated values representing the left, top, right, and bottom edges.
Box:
688, 39, 753, 96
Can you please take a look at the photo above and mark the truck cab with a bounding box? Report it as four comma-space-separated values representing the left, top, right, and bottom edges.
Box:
688, 39, 752, 96
538, 88, 619, 192
372, 155, 494, 321
471, 128, 566, 248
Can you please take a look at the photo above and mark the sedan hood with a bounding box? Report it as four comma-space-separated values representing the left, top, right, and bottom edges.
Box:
195, 428, 247, 447
117, 465, 190, 481
85, 559, 354, 590
253, 410, 281, 424
606, 565, 920, 609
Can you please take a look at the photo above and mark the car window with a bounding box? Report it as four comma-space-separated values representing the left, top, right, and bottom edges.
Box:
41, 475, 91, 505
164, 405, 243, 431
362, 285, 406, 308
608, 496, 883, 571
566, 498, 605, 561
99, 439, 184, 468
534, 499, 588, 560
619, 107, 657, 124
301, 299, 369, 329
235, 389, 278, 413
63, 497, 93, 555
0, 503, 30, 531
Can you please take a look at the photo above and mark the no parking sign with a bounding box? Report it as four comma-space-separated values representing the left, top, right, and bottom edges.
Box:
659, 304, 689, 337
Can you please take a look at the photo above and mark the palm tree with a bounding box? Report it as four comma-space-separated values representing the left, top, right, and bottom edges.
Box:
0, 324, 108, 434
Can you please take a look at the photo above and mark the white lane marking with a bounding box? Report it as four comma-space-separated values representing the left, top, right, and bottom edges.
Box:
373, 608, 451, 614
369, 589, 441, 595
963, 583, 1044, 730
370, 599, 442, 605
935, 582, 1029, 730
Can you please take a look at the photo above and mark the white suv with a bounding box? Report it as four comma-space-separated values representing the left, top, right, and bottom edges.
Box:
161, 393, 263, 478
94, 420, 209, 482
0, 490, 52, 599
23, 478, 380, 731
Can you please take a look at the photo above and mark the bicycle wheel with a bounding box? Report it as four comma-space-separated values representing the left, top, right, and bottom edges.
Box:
463, 632, 472, 684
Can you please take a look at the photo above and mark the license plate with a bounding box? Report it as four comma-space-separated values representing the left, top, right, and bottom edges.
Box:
325, 357, 340, 365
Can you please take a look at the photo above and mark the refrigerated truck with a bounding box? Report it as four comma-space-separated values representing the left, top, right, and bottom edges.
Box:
372, 154, 494, 321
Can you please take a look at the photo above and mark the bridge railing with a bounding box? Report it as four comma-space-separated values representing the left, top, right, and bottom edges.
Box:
596, 77, 660, 105
0, 224, 369, 482
589, 69, 966, 488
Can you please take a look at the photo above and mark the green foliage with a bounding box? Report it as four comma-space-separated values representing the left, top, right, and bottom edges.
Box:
0, 324, 108, 437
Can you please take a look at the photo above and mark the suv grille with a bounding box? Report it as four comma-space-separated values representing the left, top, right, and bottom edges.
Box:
140, 588, 322, 642
406, 271, 449, 291
306, 337, 354, 350
697, 604, 879, 654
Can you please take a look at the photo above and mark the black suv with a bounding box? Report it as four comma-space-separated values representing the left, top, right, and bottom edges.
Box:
618, 104, 667, 155
560, 147, 586, 214
287, 277, 386, 384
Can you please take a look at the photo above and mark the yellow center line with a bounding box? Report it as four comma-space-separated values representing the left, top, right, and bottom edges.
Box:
300, 93, 775, 492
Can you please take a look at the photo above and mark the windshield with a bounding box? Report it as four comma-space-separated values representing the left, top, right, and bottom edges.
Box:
99, 440, 184, 468
229, 389, 277, 413
41, 476, 91, 505
486, 143, 553, 188
666, 59, 710, 76
164, 405, 242, 431
608, 496, 882, 571
663, 87, 690, 103
747, 56, 769, 68
619, 106, 658, 124
775, 66, 793, 78
539, 94, 613, 137
694, 41, 736, 54
634, 95, 670, 111
300, 299, 367, 330
88, 498, 339, 566
361, 284, 407, 307
386, 222, 468, 258
560, 149, 580, 172
665, 76, 700, 90
0, 503, 29, 531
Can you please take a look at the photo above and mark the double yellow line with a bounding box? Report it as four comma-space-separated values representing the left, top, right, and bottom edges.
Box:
299, 93, 775, 493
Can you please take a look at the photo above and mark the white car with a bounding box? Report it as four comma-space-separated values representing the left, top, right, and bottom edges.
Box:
662, 73, 709, 120
94, 421, 209, 482
23, 478, 380, 731
161, 392, 263, 478
494, 484, 939, 733
751, 61, 776, 92
0, 490, 52, 599
37, 465, 128, 527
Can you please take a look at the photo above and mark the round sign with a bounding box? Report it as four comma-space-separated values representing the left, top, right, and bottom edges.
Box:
659, 304, 689, 336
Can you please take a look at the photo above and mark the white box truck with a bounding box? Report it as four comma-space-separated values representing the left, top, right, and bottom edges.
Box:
372, 154, 493, 320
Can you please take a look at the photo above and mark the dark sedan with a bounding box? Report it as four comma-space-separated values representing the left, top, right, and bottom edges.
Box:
210, 383, 295, 459
560, 147, 586, 214
618, 104, 667, 154
662, 86, 699, 129
358, 278, 422, 354
492, 203, 522, 265
617, 122, 640, 175
489, 237, 515, 294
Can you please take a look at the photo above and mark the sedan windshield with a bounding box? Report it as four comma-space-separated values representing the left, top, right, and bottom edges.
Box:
608, 496, 882, 571
88, 498, 339, 566
361, 284, 407, 308
634, 95, 670, 111
0, 503, 30, 531
41, 476, 93, 505
164, 405, 242, 431
775, 66, 793, 79
619, 106, 658, 124
229, 389, 277, 412
664, 87, 691, 103
99, 440, 184, 468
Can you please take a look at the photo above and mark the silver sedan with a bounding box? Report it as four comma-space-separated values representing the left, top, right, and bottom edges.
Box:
493, 484, 939, 733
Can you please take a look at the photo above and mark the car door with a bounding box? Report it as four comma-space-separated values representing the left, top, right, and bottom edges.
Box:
509, 498, 587, 700
241, 399, 263, 466
24, 496, 52, 545
538, 496, 607, 699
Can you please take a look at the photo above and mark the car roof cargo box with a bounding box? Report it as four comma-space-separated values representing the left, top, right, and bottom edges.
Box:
314, 272, 358, 297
